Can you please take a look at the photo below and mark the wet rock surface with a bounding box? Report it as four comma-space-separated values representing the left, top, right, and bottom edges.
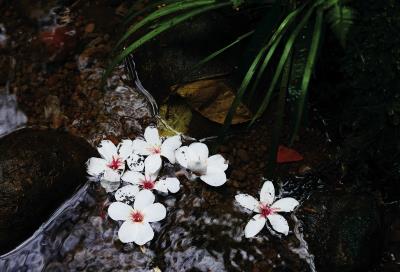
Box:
299, 191, 383, 272
0, 128, 95, 253
133, 10, 255, 102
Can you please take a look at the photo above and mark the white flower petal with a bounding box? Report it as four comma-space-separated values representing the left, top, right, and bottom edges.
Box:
144, 154, 162, 175
118, 221, 138, 243
134, 189, 155, 210
154, 177, 180, 193
154, 180, 168, 193
86, 157, 107, 176
245, 214, 266, 238
133, 222, 154, 245
235, 194, 259, 212
175, 146, 189, 168
126, 152, 145, 171
186, 143, 209, 172
132, 139, 152, 156
117, 139, 134, 160
144, 126, 161, 146
207, 154, 228, 172
97, 140, 117, 161
200, 169, 227, 187
165, 177, 180, 193
267, 214, 289, 235
121, 171, 145, 185
188, 142, 209, 161
115, 185, 140, 202
161, 135, 182, 163
143, 203, 166, 222
271, 198, 299, 212
108, 202, 133, 221
260, 180, 275, 205
102, 168, 121, 182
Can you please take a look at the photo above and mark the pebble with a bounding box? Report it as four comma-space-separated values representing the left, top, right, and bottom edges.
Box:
84, 23, 95, 33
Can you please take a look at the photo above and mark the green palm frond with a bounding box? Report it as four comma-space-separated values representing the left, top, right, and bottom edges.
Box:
107, 0, 357, 169
103, 1, 230, 83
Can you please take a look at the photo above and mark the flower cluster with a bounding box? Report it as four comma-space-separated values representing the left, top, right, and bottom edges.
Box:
86, 126, 228, 245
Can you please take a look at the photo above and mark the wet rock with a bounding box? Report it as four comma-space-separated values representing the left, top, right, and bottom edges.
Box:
133, 10, 254, 102
0, 129, 96, 253
300, 192, 383, 272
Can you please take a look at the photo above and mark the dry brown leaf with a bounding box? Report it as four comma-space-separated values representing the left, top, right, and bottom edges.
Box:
173, 78, 252, 124
158, 100, 192, 137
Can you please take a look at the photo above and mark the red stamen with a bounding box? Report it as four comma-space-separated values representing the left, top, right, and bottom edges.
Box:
131, 211, 144, 223
259, 204, 274, 218
142, 180, 155, 190
107, 156, 122, 170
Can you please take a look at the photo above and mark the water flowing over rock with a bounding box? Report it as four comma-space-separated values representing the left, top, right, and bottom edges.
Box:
0, 128, 95, 253
0, 175, 320, 271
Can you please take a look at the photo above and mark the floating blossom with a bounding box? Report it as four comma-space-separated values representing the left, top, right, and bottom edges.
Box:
121, 169, 180, 195
108, 190, 166, 245
235, 180, 299, 237
175, 142, 228, 186
86, 140, 133, 186
131, 126, 182, 174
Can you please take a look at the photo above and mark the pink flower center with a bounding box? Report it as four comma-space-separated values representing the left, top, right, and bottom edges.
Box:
259, 204, 275, 218
131, 211, 144, 223
107, 156, 122, 170
141, 179, 155, 190
147, 145, 161, 154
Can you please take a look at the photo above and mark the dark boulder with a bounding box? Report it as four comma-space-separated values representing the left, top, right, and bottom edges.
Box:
133, 10, 257, 102
300, 191, 383, 272
0, 128, 95, 254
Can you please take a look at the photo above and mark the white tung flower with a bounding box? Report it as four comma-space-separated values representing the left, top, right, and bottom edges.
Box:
131, 126, 182, 174
86, 140, 133, 182
120, 170, 180, 195
235, 180, 299, 237
175, 142, 228, 187
108, 190, 166, 245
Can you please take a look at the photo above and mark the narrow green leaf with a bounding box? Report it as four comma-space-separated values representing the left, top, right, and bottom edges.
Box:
218, 5, 304, 140
326, 4, 355, 47
290, 8, 324, 144
249, 1, 322, 126
103, 2, 231, 84
218, 41, 269, 141
191, 30, 255, 72
116, 0, 216, 51
246, 6, 302, 104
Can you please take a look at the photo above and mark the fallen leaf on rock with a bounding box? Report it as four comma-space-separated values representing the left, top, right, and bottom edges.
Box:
158, 99, 192, 137
276, 145, 304, 163
172, 78, 252, 125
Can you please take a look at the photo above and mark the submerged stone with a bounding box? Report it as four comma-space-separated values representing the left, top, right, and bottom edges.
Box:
0, 128, 95, 253
300, 192, 383, 272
